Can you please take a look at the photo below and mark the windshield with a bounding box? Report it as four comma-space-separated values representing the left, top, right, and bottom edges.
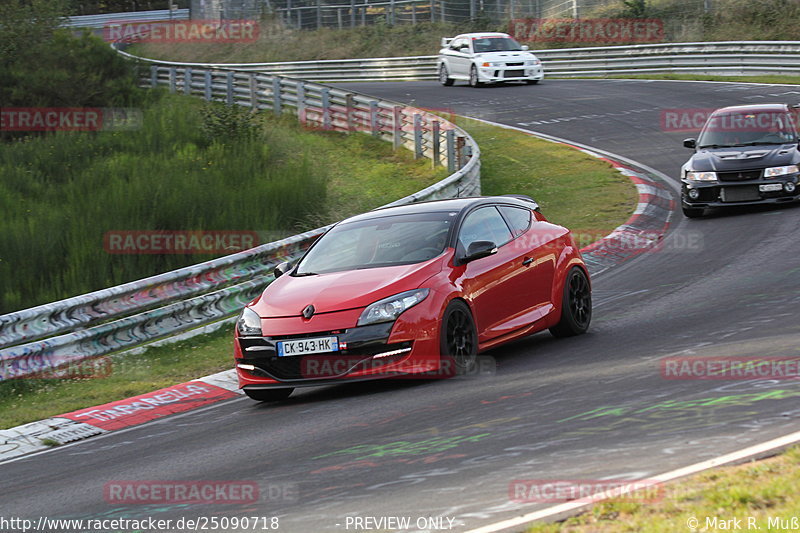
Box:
472, 37, 523, 53
697, 111, 798, 148
295, 212, 454, 275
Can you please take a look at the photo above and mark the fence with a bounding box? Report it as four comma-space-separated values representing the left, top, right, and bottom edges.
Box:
0, 59, 480, 381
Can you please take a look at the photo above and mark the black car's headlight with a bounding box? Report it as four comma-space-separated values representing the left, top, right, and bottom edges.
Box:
764, 165, 799, 178
686, 171, 717, 182
357, 289, 429, 327
236, 307, 262, 336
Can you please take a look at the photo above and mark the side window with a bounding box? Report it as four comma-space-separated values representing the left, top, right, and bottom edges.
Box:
498, 206, 532, 238
458, 207, 513, 253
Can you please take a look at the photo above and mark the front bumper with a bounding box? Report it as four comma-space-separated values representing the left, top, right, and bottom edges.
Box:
478, 65, 544, 83
682, 176, 800, 208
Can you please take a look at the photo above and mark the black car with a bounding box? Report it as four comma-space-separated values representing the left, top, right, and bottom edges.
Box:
680, 103, 800, 217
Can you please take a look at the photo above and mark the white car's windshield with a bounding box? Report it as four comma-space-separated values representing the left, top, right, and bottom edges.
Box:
472, 37, 523, 53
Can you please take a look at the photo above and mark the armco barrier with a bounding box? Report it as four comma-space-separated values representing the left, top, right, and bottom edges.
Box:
116, 41, 800, 81
0, 58, 480, 381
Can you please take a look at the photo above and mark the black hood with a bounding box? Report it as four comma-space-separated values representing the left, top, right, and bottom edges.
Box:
688, 144, 800, 172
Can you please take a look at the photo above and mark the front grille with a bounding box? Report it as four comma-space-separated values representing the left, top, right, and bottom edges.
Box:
505, 62, 524, 67
717, 170, 762, 182
721, 186, 760, 202
504, 69, 525, 78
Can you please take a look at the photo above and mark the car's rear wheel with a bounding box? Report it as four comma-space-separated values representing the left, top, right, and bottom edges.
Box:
439, 64, 454, 86
440, 300, 477, 374
469, 65, 483, 88
244, 388, 294, 402
682, 204, 705, 218
550, 267, 592, 338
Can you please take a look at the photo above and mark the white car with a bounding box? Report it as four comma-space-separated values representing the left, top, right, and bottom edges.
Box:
437, 32, 544, 87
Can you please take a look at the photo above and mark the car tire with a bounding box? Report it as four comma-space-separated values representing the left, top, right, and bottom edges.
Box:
440, 300, 478, 375
526, 79, 539, 85
469, 65, 483, 88
549, 267, 592, 338
439, 64, 454, 86
682, 204, 705, 218
244, 388, 294, 402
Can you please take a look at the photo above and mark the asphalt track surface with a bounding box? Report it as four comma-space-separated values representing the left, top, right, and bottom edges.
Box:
3, 80, 800, 532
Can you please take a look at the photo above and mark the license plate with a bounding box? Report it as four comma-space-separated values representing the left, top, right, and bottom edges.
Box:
721, 186, 760, 202
504, 69, 524, 78
277, 336, 339, 357
759, 183, 783, 192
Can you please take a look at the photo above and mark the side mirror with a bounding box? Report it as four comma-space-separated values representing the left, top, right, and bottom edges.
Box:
683, 138, 697, 149
521, 45, 529, 51
463, 241, 498, 263
273, 261, 292, 279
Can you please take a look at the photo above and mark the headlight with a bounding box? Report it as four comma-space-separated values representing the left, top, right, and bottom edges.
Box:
686, 171, 717, 182
236, 307, 262, 336
764, 165, 799, 177
481, 62, 501, 67
357, 289, 429, 327
527, 59, 541, 65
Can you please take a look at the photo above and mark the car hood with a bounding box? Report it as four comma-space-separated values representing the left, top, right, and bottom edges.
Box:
688, 144, 799, 171
474, 51, 538, 61
251, 255, 446, 318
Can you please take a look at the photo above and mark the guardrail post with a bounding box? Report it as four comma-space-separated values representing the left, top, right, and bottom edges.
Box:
322, 88, 331, 130
446, 129, 455, 172
296, 81, 306, 123
316, 0, 322, 29
440, 1, 445, 22
430, 0, 435, 22
272, 77, 282, 116
369, 101, 379, 137
204, 70, 212, 101
345, 94, 355, 133
169, 67, 176, 93
392, 106, 403, 149
150, 65, 158, 88
337, 8, 343, 29
411, 3, 416, 24
249, 73, 258, 109
456, 135, 465, 168
432, 120, 440, 166
413, 114, 423, 159
361, 6, 366, 25
389, 0, 396, 25
350, 0, 355, 27
184, 67, 192, 95
226, 72, 235, 105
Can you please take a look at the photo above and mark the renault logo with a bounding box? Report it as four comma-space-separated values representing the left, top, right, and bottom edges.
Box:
302, 305, 315, 319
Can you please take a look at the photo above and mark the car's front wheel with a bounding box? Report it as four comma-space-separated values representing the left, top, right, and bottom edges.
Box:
244, 388, 294, 402
550, 267, 592, 338
439, 64, 454, 86
440, 300, 477, 374
469, 65, 483, 88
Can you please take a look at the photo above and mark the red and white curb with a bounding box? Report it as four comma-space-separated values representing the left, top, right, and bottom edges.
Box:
0, 126, 675, 463
0, 369, 240, 462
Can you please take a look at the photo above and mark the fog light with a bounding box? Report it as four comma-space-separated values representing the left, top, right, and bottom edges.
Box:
785, 182, 796, 193
688, 188, 700, 200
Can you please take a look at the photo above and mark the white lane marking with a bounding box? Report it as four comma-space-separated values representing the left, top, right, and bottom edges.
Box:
463, 429, 800, 533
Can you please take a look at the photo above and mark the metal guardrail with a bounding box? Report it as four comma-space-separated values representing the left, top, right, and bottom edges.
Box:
121, 41, 800, 81
65, 9, 190, 29
0, 56, 480, 381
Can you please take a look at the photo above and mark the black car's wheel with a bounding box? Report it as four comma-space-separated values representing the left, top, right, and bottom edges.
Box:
440, 300, 478, 374
550, 267, 592, 338
244, 388, 294, 402
526, 79, 540, 85
439, 64, 454, 86
682, 204, 705, 218
469, 65, 482, 88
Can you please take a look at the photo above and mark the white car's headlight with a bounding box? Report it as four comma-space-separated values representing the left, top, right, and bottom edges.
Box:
526, 59, 541, 65
686, 171, 717, 182
481, 61, 502, 67
236, 307, 262, 336
357, 289, 429, 326
764, 165, 799, 177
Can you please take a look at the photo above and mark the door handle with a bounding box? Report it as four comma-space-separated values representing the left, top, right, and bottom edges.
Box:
522, 257, 533, 266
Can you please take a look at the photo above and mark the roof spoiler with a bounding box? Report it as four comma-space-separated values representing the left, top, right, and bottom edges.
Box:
441, 37, 453, 48
500, 194, 540, 211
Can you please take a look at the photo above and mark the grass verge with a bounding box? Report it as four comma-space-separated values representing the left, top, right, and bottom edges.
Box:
0, 118, 636, 429
525, 445, 800, 532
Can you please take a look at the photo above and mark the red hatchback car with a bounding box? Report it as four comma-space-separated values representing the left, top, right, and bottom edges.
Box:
234, 196, 591, 401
